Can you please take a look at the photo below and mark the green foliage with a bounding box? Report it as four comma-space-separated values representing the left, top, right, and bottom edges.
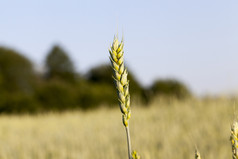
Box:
45, 45, 76, 82
77, 80, 117, 109
86, 64, 113, 84
0, 47, 35, 92
86, 64, 147, 103
0, 92, 39, 114
35, 80, 78, 111
150, 79, 192, 99
0, 46, 193, 113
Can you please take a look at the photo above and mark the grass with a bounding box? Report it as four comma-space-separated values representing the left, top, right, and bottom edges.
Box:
0, 97, 236, 159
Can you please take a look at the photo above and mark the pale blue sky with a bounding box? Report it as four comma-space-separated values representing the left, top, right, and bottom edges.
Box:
0, 0, 238, 95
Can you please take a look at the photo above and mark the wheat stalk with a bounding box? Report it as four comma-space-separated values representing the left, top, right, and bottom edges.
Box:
109, 36, 139, 159
231, 122, 238, 159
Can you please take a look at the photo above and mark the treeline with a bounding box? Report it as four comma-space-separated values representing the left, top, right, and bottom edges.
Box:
0, 45, 192, 113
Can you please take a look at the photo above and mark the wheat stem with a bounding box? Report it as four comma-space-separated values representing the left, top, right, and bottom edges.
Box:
126, 126, 132, 159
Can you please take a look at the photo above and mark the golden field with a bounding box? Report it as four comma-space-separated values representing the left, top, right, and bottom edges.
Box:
0, 97, 237, 159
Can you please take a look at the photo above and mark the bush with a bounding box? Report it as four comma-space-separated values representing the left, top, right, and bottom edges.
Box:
35, 80, 78, 111
76, 80, 117, 109
86, 64, 113, 84
150, 79, 192, 100
0, 47, 35, 93
86, 64, 147, 103
0, 92, 39, 114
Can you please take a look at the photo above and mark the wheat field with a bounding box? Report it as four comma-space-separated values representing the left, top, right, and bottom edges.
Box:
0, 97, 237, 159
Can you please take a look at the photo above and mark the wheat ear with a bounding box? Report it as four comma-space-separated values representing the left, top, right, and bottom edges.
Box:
195, 149, 201, 159
109, 36, 131, 128
109, 36, 139, 159
231, 122, 238, 159
132, 150, 140, 159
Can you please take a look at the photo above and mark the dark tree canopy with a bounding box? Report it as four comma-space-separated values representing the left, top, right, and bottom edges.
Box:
86, 64, 144, 97
86, 64, 113, 84
0, 47, 34, 92
45, 45, 76, 82
150, 79, 191, 99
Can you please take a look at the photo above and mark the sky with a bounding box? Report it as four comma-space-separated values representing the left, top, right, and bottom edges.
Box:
0, 0, 238, 95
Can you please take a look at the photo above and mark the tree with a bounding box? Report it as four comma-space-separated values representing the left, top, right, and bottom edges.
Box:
0, 47, 35, 92
86, 64, 113, 84
0, 47, 37, 113
45, 45, 76, 82
150, 79, 192, 99
86, 64, 146, 101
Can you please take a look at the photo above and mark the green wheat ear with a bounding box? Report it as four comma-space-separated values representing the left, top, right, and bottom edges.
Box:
109, 36, 131, 127
132, 150, 140, 159
109, 36, 137, 159
231, 122, 238, 159
195, 149, 201, 159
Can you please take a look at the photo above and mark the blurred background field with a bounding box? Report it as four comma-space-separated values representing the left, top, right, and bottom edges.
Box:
1, 46, 237, 159
0, 97, 237, 159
